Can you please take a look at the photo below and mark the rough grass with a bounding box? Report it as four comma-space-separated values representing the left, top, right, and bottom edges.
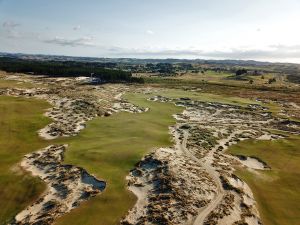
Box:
0, 96, 51, 224
145, 76, 300, 107
227, 135, 300, 225
0, 79, 38, 89
55, 92, 182, 225
147, 78, 294, 119
156, 88, 257, 107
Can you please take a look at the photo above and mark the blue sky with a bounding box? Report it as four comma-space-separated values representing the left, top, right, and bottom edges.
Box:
1, 0, 300, 62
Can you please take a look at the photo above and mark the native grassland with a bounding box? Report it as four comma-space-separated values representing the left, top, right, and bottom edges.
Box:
0, 96, 51, 224
227, 133, 300, 225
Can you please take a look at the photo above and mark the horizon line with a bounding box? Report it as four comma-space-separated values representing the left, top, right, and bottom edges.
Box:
1, 51, 299, 65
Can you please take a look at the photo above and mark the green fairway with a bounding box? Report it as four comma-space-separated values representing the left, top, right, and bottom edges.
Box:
227, 134, 300, 225
55, 92, 182, 225
0, 96, 51, 224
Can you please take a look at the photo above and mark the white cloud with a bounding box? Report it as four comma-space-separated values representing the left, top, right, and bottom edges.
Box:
146, 30, 154, 35
44, 36, 97, 47
73, 25, 81, 31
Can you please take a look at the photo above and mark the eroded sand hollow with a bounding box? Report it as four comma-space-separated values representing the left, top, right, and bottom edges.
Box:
12, 145, 106, 225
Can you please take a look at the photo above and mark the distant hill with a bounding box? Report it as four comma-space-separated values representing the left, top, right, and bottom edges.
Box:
1, 52, 300, 83
0, 52, 279, 66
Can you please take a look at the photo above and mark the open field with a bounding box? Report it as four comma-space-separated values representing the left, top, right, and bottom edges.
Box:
0, 96, 51, 223
55, 92, 182, 225
176, 70, 232, 84
227, 134, 300, 225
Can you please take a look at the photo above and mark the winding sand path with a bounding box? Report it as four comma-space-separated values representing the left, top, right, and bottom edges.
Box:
173, 127, 224, 225
173, 126, 242, 225
180, 130, 223, 225
193, 131, 242, 225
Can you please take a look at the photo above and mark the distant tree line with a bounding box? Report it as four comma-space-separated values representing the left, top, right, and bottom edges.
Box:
0, 57, 144, 83
129, 63, 178, 75
156, 63, 175, 74
287, 74, 300, 84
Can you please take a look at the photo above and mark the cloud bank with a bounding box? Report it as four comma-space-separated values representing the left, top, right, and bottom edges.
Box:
73, 25, 81, 31
1, 20, 21, 38
41, 37, 300, 62
44, 36, 96, 47
106, 45, 300, 61
2, 21, 20, 29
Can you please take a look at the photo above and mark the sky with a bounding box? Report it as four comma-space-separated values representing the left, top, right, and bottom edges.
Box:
1, 0, 300, 63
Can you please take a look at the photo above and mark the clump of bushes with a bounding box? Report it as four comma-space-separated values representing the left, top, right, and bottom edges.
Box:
268, 78, 276, 84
